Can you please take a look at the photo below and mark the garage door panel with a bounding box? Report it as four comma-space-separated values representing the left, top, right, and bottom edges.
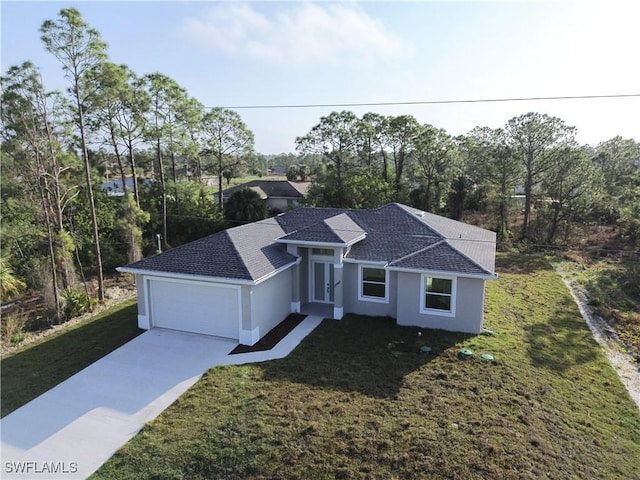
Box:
149, 280, 239, 339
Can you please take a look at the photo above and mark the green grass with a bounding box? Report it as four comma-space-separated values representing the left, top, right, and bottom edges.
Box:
1, 299, 142, 418
554, 255, 640, 353
92, 255, 640, 479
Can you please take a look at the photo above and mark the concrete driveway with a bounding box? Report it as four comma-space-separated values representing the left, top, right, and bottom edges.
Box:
0, 316, 323, 479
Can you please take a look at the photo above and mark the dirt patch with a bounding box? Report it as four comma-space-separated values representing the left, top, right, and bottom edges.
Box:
230, 313, 307, 354
555, 267, 640, 410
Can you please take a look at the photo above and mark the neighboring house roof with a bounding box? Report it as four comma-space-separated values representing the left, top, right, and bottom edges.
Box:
99, 177, 152, 196
121, 203, 496, 282
248, 186, 268, 199
289, 182, 311, 196
221, 180, 311, 202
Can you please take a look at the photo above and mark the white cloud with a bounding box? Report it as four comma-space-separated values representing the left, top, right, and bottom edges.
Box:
181, 2, 412, 66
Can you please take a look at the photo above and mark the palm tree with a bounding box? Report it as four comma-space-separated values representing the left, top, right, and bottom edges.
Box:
223, 188, 268, 225
0, 255, 26, 301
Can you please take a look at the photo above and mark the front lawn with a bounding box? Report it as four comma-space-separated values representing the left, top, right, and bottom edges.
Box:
93, 255, 640, 479
1, 298, 142, 417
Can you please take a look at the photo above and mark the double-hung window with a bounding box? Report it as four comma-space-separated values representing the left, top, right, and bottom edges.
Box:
359, 266, 388, 303
421, 276, 456, 316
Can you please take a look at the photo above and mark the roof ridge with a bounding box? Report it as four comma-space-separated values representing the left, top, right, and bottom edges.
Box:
224, 228, 258, 279
387, 239, 445, 266
443, 238, 494, 275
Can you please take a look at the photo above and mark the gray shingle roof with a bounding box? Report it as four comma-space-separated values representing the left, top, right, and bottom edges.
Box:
222, 180, 310, 200
226, 218, 298, 280
121, 218, 296, 281
121, 203, 496, 281
324, 214, 366, 244
393, 204, 496, 273
278, 213, 366, 245
388, 241, 490, 275
277, 221, 344, 244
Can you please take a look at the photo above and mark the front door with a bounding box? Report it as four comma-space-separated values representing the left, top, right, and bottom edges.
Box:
312, 261, 335, 303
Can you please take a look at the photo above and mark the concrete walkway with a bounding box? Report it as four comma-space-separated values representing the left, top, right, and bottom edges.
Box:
0, 316, 323, 479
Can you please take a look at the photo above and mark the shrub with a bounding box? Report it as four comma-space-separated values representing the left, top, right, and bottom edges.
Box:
1, 314, 27, 346
61, 287, 97, 320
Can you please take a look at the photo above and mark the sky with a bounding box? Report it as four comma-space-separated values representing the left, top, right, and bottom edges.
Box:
2, 0, 639, 154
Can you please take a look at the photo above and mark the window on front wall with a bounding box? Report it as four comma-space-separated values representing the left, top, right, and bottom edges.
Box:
421, 276, 455, 315
311, 248, 334, 256
359, 266, 388, 303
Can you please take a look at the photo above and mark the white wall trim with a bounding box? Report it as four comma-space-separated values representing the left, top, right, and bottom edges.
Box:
145, 275, 243, 290
291, 301, 301, 313
388, 266, 497, 280
277, 235, 366, 248
276, 239, 348, 248
137, 314, 150, 330
333, 306, 344, 319
343, 258, 387, 266
117, 267, 255, 285
240, 326, 260, 346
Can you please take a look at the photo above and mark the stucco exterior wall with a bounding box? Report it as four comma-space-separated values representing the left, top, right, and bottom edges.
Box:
343, 263, 397, 317
136, 274, 151, 330
267, 197, 296, 212
240, 285, 252, 332
250, 268, 293, 340
299, 248, 309, 304
396, 272, 486, 334
135, 274, 146, 317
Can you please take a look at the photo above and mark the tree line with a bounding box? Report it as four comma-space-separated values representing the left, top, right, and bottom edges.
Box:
1, 8, 255, 316
296, 110, 639, 248
2, 7, 638, 322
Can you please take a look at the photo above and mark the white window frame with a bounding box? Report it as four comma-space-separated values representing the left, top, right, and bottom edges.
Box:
420, 275, 456, 317
358, 264, 389, 304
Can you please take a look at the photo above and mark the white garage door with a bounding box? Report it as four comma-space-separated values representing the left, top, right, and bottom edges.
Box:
149, 279, 240, 339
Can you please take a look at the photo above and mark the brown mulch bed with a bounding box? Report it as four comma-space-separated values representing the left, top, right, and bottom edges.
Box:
229, 313, 307, 354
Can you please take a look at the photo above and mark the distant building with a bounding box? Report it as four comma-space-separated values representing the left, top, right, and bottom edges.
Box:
270, 165, 287, 175
100, 177, 153, 197
220, 180, 311, 212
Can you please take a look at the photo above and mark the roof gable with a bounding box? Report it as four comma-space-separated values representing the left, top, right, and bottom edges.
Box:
277, 212, 367, 245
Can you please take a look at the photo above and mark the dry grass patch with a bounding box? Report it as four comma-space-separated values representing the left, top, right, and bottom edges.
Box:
556, 255, 640, 354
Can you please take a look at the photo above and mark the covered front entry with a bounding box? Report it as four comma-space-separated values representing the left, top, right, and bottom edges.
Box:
148, 278, 240, 339
311, 261, 335, 303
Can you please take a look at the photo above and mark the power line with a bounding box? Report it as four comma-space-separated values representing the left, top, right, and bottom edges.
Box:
216, 93, 640, 111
